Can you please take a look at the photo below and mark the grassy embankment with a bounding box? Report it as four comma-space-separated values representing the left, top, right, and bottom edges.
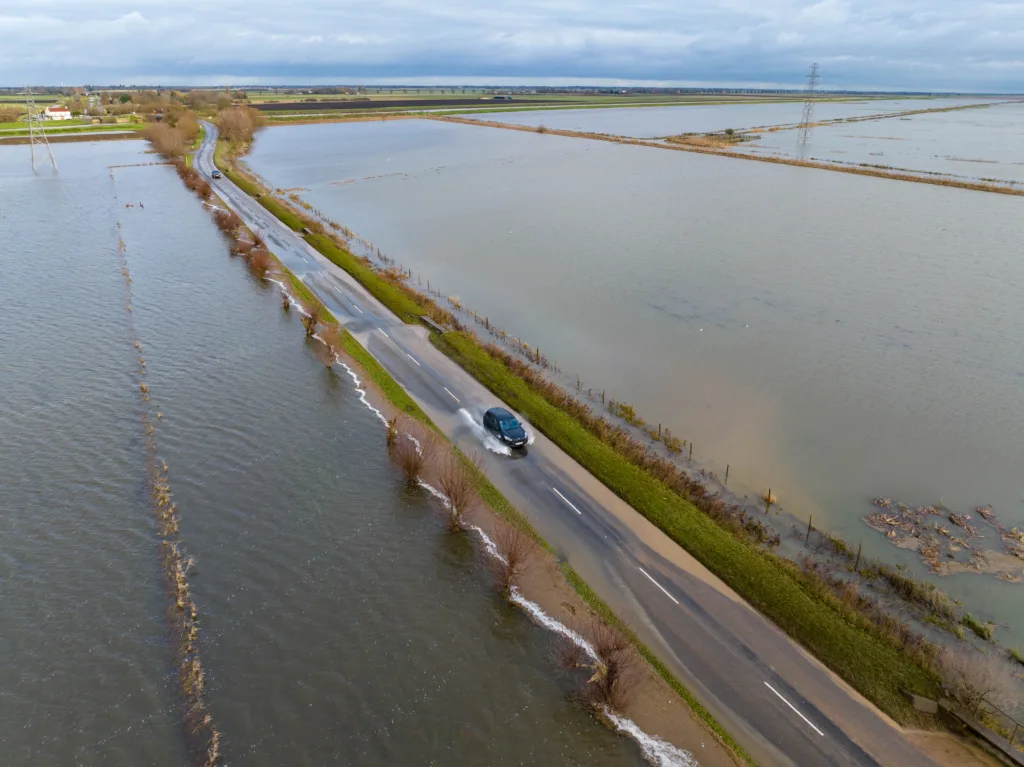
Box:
212, 138, 753, 762
213, 138, 941, 726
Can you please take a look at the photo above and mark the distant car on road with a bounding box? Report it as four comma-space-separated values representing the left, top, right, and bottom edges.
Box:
483, 407, 528, 448
211, 170, 222, 179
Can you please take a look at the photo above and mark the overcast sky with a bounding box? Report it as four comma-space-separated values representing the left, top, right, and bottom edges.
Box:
1, 0, 1021, 91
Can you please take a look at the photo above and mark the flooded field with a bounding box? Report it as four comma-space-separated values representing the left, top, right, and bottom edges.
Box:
247, 118, 1024, 647
0, 142, 645, 765
462, 97, 992, 138
737, 100, 1024, 184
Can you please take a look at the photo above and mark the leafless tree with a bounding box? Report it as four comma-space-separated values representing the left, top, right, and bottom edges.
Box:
491, 520, 536, 596
435, 450, 479, 532
557, 615, 643, 710
938, 649, 1023, 713
302, 301, 324, 338
389, 421, 437, 485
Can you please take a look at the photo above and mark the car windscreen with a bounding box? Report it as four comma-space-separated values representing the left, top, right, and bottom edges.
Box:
499, 418, 520, 430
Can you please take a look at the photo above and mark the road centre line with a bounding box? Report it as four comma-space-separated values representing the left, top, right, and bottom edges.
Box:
406, 353, 421, 366
764, 682, 825, 737
443, 387, 460, 403
552, 487, 583, 515
378, 328, 390, 339
638, 567, 680, 605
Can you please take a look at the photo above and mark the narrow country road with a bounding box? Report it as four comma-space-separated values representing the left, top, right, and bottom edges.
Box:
195, 122, 937, 767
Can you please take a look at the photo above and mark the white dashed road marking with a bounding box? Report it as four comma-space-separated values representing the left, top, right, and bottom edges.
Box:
764, 682, 825, 737
552, 487, 583, 515
638, 567, 680, 605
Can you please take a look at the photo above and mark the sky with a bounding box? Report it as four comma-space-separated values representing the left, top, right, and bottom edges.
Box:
1, 0, 1021, 92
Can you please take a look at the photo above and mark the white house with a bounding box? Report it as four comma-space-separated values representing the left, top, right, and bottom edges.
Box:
42, 105, 73, 121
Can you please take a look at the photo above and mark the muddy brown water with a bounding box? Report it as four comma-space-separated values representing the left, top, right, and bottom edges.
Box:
0, 141, 645, 765
246, 117, 1024, 649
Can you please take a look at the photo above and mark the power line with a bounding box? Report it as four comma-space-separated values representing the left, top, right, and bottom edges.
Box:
24, 87, 58, 173
797, 63, 821, 145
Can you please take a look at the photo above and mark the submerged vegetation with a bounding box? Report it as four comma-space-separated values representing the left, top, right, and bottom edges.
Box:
112, 207, 220, 765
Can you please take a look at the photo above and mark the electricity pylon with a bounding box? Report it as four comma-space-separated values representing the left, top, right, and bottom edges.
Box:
797, 63, 821, 145
24, 88, 58, 172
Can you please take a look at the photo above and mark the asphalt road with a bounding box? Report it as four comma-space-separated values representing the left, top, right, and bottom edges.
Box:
195, 123, 937, 767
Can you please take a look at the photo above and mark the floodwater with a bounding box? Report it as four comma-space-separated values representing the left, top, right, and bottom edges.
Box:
0, 141, 644, 765
247, 118, 1024, 647
737, 99, 1024, 184
463, 97, 992, 138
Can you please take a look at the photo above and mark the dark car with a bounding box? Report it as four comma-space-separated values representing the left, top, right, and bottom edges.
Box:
483, 407, 528, 448
211, 170, 222, 179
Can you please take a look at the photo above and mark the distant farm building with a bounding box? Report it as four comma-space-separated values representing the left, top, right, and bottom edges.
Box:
42, 105, 73, 121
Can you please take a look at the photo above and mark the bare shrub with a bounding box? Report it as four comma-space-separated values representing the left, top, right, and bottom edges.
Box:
231, 238, 254, 258
435, 451, 479, 532
194, 178, 212, 201
247, 248, 274, 281
557, 615, 643, 710
317, 326, 343, 367
491, 520, 536, 595
389, 422, 437, 485
213, 208, 242, 234
144, 121, 185, 157
938, 649, 1023, 713
386, 416, 398, 448
302, 301, 324, 338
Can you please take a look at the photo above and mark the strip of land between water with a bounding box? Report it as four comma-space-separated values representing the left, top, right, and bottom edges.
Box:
193, 121, 957, 767
428, 107, 1024, 197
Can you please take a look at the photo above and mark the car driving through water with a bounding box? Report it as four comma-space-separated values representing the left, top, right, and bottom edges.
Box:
483, 407, 529, 449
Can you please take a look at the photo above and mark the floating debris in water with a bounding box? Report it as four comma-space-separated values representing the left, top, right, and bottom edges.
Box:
865, 497, 1023, 581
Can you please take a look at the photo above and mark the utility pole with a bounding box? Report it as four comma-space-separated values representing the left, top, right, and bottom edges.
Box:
797, 63, 821, 146
24, 87, 58, 173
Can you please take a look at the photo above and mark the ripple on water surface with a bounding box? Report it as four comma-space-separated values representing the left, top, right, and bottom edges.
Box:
0, 141, 183, 765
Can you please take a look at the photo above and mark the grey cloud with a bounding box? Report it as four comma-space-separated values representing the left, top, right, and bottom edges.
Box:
0, 0, 1021, 90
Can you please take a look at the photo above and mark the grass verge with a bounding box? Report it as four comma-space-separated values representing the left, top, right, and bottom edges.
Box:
431, 330, 941, 722
561, 563, 755, 766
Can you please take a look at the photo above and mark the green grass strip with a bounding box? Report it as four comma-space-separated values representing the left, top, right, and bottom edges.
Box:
302, 234, 426, 322
560, 563, 755, 766
431, 330, 940, 722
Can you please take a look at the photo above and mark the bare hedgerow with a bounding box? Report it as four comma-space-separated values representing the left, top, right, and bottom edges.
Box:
435, 450, 479, 532
557, 615, 643, 710
389, 421, 438, 486
938, 648, 1023, 713
491, 520, 536, 596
